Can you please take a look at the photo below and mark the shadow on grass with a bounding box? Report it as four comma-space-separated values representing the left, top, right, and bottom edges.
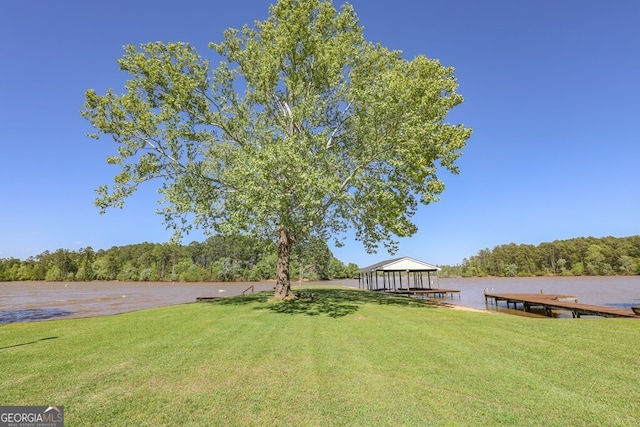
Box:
204, 287, 436, 318
0, 336, 59, 351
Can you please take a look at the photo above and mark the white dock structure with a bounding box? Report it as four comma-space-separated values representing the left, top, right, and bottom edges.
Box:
357, 257, 452, 295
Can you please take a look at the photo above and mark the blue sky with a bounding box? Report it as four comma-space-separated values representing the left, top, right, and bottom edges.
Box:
1, 0, 638, 267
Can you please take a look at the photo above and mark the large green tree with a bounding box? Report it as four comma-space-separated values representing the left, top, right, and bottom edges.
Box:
82, 0, 471, 299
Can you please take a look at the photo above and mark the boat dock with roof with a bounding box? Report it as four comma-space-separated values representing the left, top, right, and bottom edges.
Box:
357, 257, 460, 299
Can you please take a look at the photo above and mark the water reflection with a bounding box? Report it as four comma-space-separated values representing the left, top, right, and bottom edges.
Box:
0, 308, 74, 324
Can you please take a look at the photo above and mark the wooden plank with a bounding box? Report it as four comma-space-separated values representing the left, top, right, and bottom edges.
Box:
387, 288, 462, 299
196, 297, 223, 301
484, 293, 639, 318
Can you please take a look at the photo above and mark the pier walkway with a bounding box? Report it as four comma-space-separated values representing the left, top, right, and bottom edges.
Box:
484, 292, 639, 318
389, 288, 461, 299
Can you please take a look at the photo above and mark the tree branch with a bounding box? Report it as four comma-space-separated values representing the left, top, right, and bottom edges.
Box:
325, 101, 352, 149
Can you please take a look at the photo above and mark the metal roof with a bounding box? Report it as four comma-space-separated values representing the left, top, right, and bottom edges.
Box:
358, 257, 441, 273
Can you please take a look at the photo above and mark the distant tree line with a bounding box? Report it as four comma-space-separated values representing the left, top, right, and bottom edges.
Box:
439, 235, 640, 277
0, 236, 359, 282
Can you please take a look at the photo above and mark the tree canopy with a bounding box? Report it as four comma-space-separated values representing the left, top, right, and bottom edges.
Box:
439, 235, 640, 277
0, 237, 358, 283
82, 0, 471, 299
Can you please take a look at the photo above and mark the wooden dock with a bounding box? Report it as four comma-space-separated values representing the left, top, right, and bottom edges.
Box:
484, 292, 639, 318
389, 288, 461, 299
196, 296, 223, 301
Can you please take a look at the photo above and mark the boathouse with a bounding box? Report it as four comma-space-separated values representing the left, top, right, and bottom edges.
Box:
358, 257, 441, 292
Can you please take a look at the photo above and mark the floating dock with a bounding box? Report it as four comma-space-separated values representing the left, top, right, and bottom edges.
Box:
389, 288, 461, 299
484, 292, 639, 318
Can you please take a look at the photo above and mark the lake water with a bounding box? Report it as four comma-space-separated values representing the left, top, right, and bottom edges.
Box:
348, 275, 640, 317
432, 275, 640, 317
0, 281, 276, 324
1, 276, 639, 323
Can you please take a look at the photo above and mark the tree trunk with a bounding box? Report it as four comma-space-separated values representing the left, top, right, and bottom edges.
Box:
274, 227, 295, 300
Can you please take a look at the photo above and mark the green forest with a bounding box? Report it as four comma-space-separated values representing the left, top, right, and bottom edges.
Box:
0, 236, 358, 282
439, 235, 640, 277
2, 235, 639, 282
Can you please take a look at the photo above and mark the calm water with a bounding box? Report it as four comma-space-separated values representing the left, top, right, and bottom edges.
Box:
1, 276, 639, 323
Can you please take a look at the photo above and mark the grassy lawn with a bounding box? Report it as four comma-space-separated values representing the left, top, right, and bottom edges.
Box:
1, 286, 639, 426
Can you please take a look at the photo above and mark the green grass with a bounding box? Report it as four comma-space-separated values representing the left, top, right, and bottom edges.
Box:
1, 286, 639, 426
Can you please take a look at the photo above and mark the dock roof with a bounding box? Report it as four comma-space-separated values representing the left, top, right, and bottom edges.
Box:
358, 257, 441, 273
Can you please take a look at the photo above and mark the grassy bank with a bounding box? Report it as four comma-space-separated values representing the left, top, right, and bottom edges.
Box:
1, 287, 639, 426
